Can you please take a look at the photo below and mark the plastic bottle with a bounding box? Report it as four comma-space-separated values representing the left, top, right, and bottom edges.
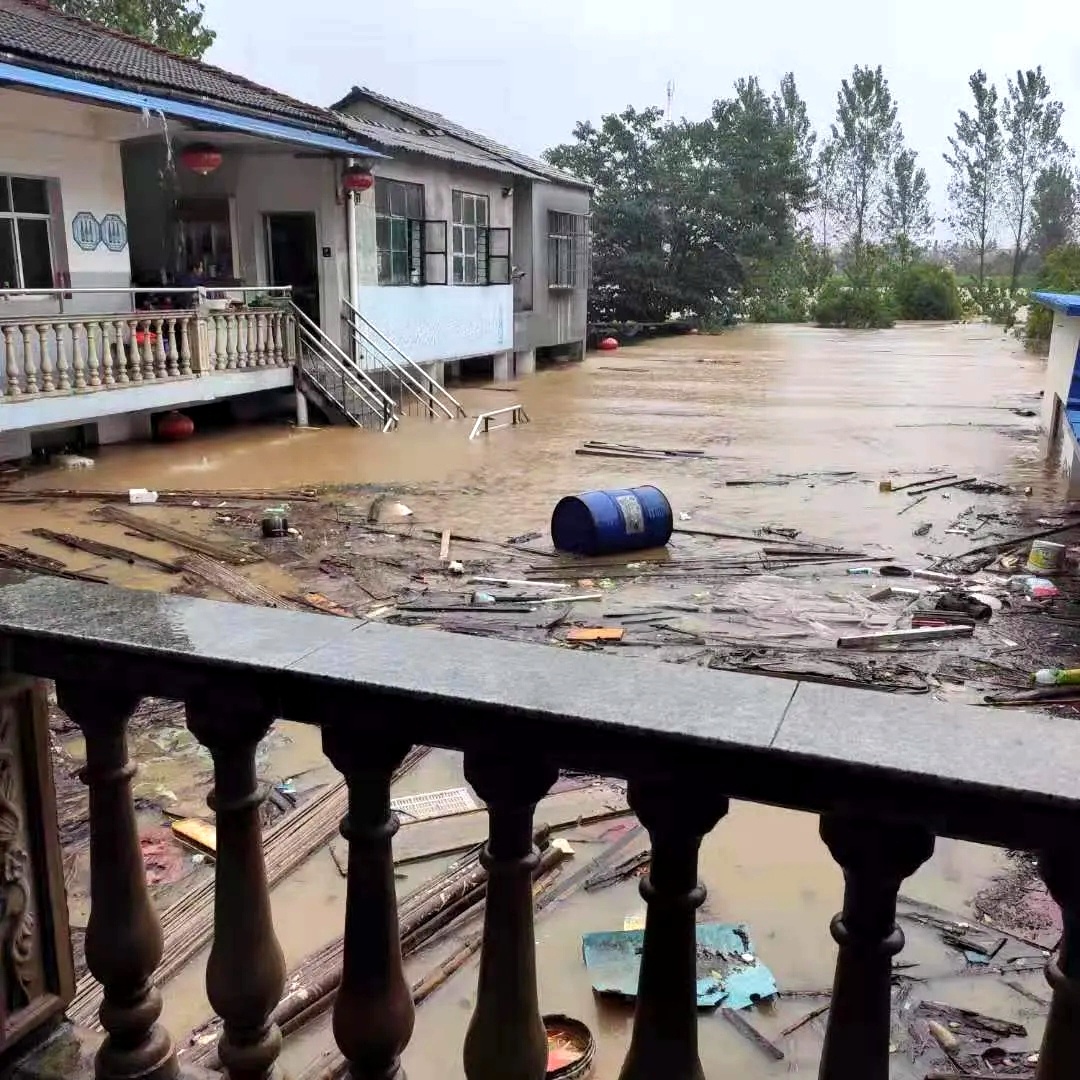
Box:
1031, 668, 1080, 686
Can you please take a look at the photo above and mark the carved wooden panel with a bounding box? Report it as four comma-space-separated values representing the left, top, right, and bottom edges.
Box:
0, 675, 74, 1060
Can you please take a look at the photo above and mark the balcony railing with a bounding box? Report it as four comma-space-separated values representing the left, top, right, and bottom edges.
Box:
0, 570, 1078, 1080
0, 287, 297, 400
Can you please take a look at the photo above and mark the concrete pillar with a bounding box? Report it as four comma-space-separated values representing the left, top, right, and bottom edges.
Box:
445, 360, 462, 383
295, 390, 310, 428
425, 361, 446, 386
514, 349, 536, 378
492, 350, 513, 382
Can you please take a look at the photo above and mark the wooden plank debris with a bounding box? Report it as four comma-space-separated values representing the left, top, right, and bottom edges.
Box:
170, 818, 217, 856
96, 505, 261, 565
723, 1008, 785, 1061
0, 542, 108, 584
837, 626, 974, 648
177, 555, 301, 609
0, 487, 317, 503
567, 628, 626, 642
905, 476, 976, 496
439, 529, 451, 563
28, 527, 179, 573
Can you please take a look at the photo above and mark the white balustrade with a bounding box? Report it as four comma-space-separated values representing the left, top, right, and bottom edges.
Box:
0, 314, 200, 399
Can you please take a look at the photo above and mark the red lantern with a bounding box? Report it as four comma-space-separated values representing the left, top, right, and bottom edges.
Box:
156, 411, 195, 442
598, 337, 619, 351
180, 144, 223, 176
342, 166, 374, 193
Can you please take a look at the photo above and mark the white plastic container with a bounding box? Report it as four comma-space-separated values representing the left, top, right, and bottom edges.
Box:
1026, 540, 1066, 575
128, 488, 159, 504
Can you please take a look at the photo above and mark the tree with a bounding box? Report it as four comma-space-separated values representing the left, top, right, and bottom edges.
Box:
52, 0, 215, 58
828, 65, 900, 259
544, 78, 813, 324
1001, 66, 1069, 287
1028, 163, 1078, 265
773, 73, 816, 180
813, 142, 839, 255
944, 71, 1002, 290
882, 148, 932, 265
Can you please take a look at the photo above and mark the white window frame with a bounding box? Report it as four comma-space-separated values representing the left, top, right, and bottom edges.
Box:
452, 190, 489, 285
0, 174, 55, 294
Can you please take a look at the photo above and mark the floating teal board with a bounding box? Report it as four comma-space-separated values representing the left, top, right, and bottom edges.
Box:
581, 922, 777, 1010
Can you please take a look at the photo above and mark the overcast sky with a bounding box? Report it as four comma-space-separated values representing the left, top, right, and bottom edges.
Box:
203, 0, 1080, 224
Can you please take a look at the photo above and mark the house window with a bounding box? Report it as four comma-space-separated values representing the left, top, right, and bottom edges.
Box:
548, 211, 585, 289
0, 176, 54, 290
376, 179, 425, 285
452, 190, 488, 284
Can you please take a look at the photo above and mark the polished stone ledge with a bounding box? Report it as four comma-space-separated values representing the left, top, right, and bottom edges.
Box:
1, 573, 1077, 849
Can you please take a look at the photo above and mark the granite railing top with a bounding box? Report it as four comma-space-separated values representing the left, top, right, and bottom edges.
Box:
1, 572, 1076, 849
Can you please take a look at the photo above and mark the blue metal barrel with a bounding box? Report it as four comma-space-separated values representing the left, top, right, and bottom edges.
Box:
550, 486, 673, 556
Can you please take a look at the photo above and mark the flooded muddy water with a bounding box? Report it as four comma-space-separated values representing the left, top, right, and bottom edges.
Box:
5, 323, 1055, 1076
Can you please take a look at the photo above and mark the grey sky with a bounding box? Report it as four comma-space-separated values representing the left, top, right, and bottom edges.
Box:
204, 0, 1080, 231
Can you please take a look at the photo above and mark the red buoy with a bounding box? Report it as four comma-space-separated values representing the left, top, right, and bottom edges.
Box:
156, 411, 194, 442
598, 337, 619, 351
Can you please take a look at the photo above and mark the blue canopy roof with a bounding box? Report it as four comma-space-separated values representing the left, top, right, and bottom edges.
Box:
1032, 291, 1080, 316
0, 61, 383, 159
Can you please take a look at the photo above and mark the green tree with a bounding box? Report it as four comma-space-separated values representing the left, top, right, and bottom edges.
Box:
943, 71, 1002, 290
1001, 66, 1069, 287
1028, 163, 1078, 266
882, 148, 932, 265
545, 107, 676, 322
813, 142, 839, 255
545, 78, 812, 324
52, 0, 215, 58
1027, 244, 1080, 347
828, 65, 900, 259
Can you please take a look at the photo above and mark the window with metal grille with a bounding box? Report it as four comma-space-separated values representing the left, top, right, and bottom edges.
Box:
548, 210, 588, 289
452, 190, 489, 284
0, 176, 54, 291
376, 179, 425, 285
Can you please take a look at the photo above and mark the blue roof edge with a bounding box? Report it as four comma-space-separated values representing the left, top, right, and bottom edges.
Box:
0, 60, 386, 158
1032, 291, 1080, 316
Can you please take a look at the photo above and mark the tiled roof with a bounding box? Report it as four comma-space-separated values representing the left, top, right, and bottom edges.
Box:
336, 113, 543, 181
0, 0, 347, 134
333, 86, 592, 190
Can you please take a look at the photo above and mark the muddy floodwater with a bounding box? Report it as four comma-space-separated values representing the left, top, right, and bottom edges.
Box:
4, 322, 1057, 1077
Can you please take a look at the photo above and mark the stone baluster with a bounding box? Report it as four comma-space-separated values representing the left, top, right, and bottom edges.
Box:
140, 320, 155, 380
36, 324, 54, 392
254, 314, 266, 367
285, 315, 297, 362
4, 325, 19, 395
186, 699, 285, 1080
121, 320, 138, 384
1035, 846, 1080, 1079
109, 321, 126, 385
462, 753, 557, 1080
153, 319, 167, 379
617, 778, 728, 1080
321, 729, 415, 1080
96, 323, 113, 388
21, 325, 38, 394
273, 313, 285, 365
72, 323, 89, 389
225, 316, 237, 370
818, 814, 935, 1080
55, 679, 179, 1080
179, 317, 193, 376
166, 318, 180, 377
236, 314, 249, 369
53, 323, 71, 391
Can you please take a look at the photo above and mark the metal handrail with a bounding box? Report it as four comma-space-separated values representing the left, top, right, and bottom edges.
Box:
290, 302, 400, 431
341, 307, 454, 421
296, 325, 397, 433
343, 298, 467, 419
468, 405, 530, 440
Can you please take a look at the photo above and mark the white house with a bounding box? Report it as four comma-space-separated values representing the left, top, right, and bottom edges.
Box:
333, 87, 592, 385
0, 0, 592, 463
1033, 290, 1080, 497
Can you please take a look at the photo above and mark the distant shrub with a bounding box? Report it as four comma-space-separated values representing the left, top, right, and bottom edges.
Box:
892, 264, 962, 320
812, 276, 895, 329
